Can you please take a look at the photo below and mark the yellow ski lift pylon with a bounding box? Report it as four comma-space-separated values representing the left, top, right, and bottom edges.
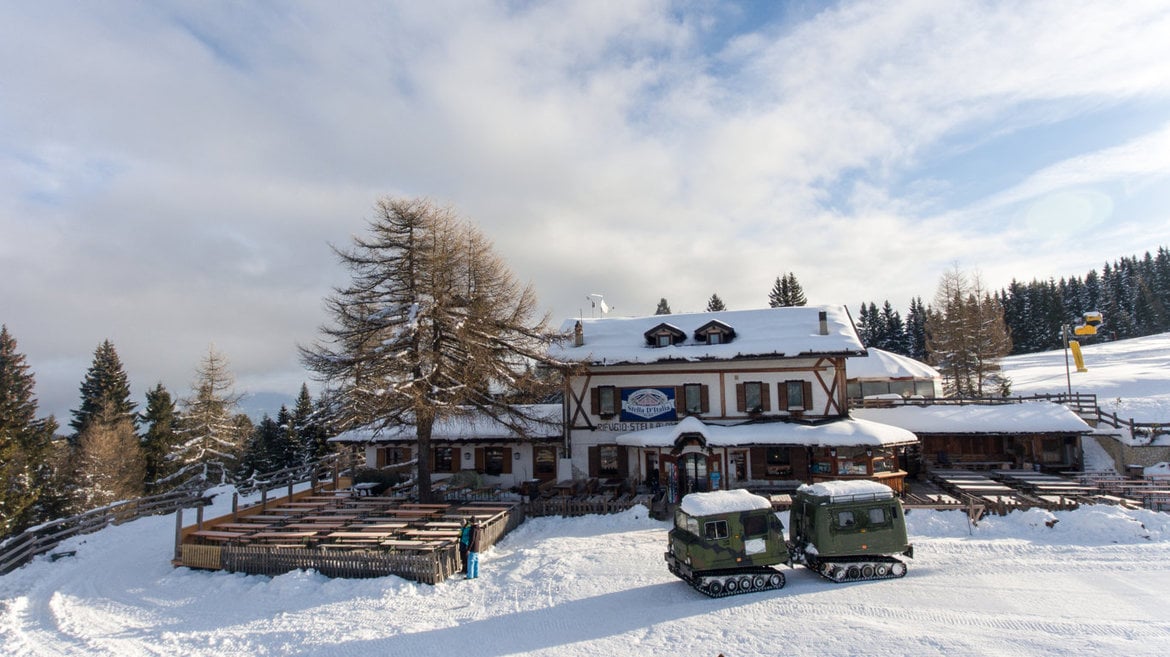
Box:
1069, 340, 1087, 372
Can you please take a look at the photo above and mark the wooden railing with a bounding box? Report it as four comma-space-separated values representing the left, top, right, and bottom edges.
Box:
0, 488, 208, 575
0, 452, 360, 576
858, 392, 1168, 442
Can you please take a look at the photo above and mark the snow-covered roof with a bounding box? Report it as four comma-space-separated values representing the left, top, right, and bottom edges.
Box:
679, 489, 772, 516
615, 415, 918, 448
852, 402, 1091, 434
550, 305, 864, 366
798, 480, 895, 500
846, 348, 941, 380
330, 404, 562, 443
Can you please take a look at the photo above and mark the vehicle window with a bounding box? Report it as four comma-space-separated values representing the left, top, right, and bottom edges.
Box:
836, 511, 856, 529
704, 520, 729, 540
742, 514, 767, 537
868, 507, 887, 524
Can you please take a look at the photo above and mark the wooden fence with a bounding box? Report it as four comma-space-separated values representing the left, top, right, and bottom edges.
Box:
0, 452, 361, 576
0, 488, 207, 575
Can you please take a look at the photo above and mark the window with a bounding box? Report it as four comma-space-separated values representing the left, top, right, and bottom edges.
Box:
484, 447, 506, 476
765, 447, 791, 477
744, 382, 762, 412
786, 380, 805, 410
599, 445, 619, 476
657, 334, 672, 347
534, 446, 556, 476
434, 446, 454, 472
868, 508, 888, 525
707, 332, 722, 345
704, 520, 729, 540
594, 385, 616, 417
742, 514, 767, 537
684, 383, 703, 414
836, 511, 856, 529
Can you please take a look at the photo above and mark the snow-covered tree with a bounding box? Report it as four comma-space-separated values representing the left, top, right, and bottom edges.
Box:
166, 346, 248, 488
0, 325, 58, 536
291, 383, 331, 463
301, 197, 568, 501
905, 297, 928, 361
76, 399, 144, 508
706, 293, 726, 312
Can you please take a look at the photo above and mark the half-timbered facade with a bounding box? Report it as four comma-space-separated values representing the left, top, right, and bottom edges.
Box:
549, 306, 918, 495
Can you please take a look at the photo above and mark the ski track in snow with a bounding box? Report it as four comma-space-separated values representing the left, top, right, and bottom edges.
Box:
3, 508, 1170, 657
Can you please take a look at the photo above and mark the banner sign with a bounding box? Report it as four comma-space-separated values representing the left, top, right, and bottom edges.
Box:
621, 387, 677, 422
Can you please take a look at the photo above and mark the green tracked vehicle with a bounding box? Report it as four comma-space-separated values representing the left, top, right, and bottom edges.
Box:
664, 489, 791, 598
665, 481, 913, 597
787, 480, 914, 583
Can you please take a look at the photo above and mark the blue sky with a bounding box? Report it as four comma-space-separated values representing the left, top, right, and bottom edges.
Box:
3, 0, 1170, 421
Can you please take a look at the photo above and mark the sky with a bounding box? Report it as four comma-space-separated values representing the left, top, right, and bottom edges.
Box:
4, 1, 1170, 423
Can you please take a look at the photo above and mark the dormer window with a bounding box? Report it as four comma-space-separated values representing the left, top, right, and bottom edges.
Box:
644, 323, 686, 348
693, 319, 735, 345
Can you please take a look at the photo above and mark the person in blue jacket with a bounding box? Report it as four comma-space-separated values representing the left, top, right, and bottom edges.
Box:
458, 519, 472, 573
466, 522, 484, 579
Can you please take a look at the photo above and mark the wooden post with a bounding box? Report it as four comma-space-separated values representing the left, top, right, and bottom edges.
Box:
261, 489, 268, 511
232, 493, 239, 522
288, 482, 294, 500
196, 505, 204, 531
174, 509, 184, 561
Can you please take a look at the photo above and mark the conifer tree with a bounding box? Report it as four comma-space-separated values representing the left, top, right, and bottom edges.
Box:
655, 298, 672, 315
0, 325, 58, 536
291, 383, 330, 463
166, 346, 248, 488
76, 399, 144, 508
70, 340, 136, 444
706, 293, 726, 312
139, 383, 179, 493
905, 297, 928, 361
768, 272, 808, 307
300, 197, 567, 501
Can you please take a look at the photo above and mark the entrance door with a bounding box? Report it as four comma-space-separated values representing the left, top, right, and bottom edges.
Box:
679, 453, 708, 494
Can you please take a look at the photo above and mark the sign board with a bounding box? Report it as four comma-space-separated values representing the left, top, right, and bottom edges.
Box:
620, 387, 677, 422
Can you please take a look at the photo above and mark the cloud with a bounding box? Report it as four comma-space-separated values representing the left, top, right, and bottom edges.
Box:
3, 1, 1170, 421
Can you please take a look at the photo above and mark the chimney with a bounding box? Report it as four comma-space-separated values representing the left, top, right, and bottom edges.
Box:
818, 311, 828, 335
574, 320, 584, 346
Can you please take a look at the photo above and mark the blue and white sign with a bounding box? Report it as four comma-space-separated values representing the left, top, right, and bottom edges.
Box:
621, 387, 677, 422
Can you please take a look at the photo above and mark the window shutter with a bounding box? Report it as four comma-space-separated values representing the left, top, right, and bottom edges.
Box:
750, 447, 768, 479
761, 383, 772, 412
588, 446, 600, 477
591, 387, 600, 415
778, 382, 789, 410
736, 383, 746, 412
475, 448, 485, 472
675, 386, 685, 415
617, 446, 629, 477
700, 385, 710, 413
503, 447, 513, 474
803, 381, 814, 412
402, 446, 411, 463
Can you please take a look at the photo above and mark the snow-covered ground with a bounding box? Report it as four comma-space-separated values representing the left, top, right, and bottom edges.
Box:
3, 492, 1170, 657
5, 332, 1170, 656
1001, 331, 1170, 423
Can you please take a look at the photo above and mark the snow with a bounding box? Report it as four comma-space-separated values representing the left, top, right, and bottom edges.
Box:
6, 334, 1170, 656
616, 415, 918, 448
678, 489, 771, 516
4, 493, 1170, 656
330, 404, 562, 443
846, 347, 941, 380
1001, 331, 1170, 423
798, 479, 895, 500
549, 305, 865, 365
852, 401, 1091, 434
